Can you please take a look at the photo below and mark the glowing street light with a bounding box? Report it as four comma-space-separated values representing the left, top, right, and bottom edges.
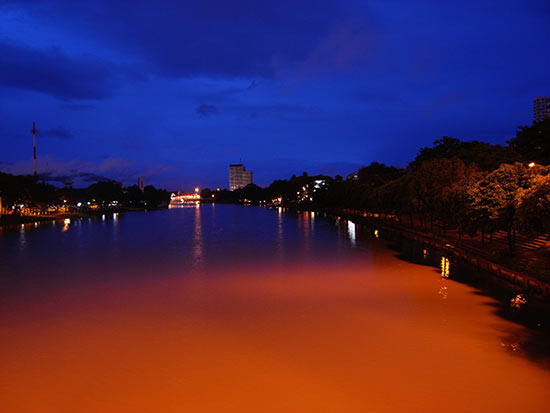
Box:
195, 187, 200, 193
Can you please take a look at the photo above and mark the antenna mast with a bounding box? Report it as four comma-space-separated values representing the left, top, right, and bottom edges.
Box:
30, 122, 38, 177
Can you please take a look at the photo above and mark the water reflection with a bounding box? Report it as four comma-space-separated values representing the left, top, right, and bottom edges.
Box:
347, 221, 356, 246
510, 294, 527, 311
277, 207, 284, 260
440, 256, 450, 278
1, 206, 549, 412
192, 204, 203, 267
300, 211, 311, 253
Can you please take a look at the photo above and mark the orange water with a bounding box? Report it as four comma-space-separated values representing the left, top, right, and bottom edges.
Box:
1, 247, 548, 412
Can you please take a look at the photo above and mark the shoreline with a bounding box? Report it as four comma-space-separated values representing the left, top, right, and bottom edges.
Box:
281, 205, 550, 300
0, 206, 167, 228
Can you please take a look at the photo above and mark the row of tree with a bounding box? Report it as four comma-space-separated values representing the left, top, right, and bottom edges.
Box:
202, 120, 549, 254
0, 175, 170, 210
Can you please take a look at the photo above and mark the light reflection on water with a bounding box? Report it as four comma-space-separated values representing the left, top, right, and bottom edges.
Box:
440, 256, 450, 278
193, 203, 203, 267
347, 220, 356, 246
0, 205, 548, 412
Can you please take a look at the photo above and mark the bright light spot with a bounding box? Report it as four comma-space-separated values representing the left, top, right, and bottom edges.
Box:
374, 229, 379, 238
510, 294, 527, 310
528, 162, 535, 168
195, 187, 200, 193
102, 214, 106, 221
77, 202, 82, 207
347, 221, 356, 246
64, 218, 71, 224
34, 222, 38, 228
440, 257, 450, 278
423, 249, 428, 259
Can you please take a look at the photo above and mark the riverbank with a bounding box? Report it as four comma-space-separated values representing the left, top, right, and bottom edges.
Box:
0, 206, 167, 228
283, 205, 550, 300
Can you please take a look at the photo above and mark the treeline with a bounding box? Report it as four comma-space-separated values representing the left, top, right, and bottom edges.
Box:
0, 176, 170, 210
205, 119, 550, 254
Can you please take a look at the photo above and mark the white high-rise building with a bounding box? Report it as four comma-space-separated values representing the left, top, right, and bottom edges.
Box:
533, 96, 550, 123
229, 164, 253, 191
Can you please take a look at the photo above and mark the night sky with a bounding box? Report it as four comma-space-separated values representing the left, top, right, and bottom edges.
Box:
1, 0, 548, 190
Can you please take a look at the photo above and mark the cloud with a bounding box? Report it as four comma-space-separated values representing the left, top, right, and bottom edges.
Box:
40, 126, 73, 140
196, 104, 218, 117
0, 156, 140, 186
59, 103, 94, 111
242, 103, 320, 120
38, 171, 110, 183
5, 1, 368, 80
0, 39, 114, 100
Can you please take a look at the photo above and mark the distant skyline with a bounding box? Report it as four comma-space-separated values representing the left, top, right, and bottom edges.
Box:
1, 0, 548, 190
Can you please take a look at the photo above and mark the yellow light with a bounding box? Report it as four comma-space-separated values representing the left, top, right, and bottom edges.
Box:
195, 187, 200, 193
510, 294, 527, 310
528, 162, 535, 168
440, 257, 450, 278
374, 229, 379, 238
211, 194, 215, 198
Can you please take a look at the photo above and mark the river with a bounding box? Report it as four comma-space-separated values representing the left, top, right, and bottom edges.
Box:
0, 205, 548, 412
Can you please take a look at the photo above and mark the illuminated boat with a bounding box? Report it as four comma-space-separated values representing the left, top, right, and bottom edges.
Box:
169, 192, 201, 208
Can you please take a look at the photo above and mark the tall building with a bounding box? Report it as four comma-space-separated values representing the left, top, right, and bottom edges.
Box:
229, 164, 253, 191
138, 176, 145, 191
534, 96, 550, 123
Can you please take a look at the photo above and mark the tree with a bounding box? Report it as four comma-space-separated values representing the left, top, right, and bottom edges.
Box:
466, 163, 533, 255
357, 162, 403, 187
507, 118, 550, 165
516, 169, 550, 236
408, 158, 476, 231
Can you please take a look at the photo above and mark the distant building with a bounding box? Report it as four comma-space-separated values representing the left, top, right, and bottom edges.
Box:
229, 164, 253, 191
138, 176, 145, 191
534, 96, 550, 123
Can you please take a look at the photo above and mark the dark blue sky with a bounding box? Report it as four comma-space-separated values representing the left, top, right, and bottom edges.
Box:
1, 0, 548, 190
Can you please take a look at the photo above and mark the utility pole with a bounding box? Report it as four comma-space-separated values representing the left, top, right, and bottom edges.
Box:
30, 121, 38, 177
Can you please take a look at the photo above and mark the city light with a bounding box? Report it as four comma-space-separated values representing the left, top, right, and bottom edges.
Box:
195, 187, 200, 193
528, 162, 536, 168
